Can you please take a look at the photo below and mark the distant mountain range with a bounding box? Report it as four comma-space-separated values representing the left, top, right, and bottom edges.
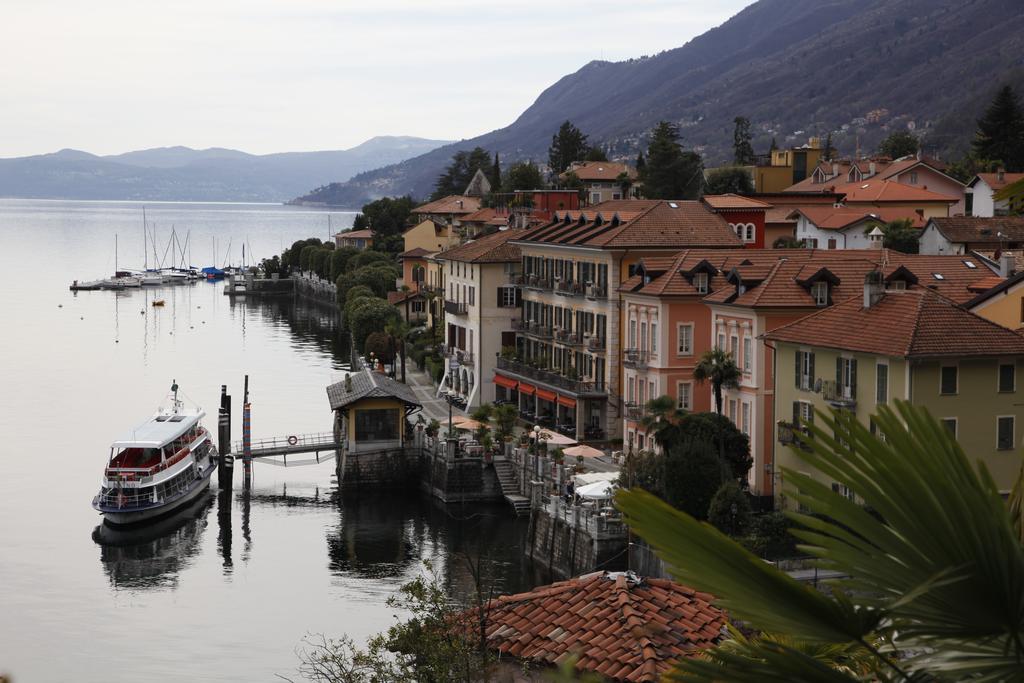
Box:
0, 136, 450, 202
299, 0, 1024, 208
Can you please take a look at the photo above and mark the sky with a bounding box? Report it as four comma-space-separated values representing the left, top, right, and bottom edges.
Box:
0, 0, 751, 158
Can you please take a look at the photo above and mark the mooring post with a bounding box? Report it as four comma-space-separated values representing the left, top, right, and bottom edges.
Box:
218, 385, 234, 489
242, 374, 252, 490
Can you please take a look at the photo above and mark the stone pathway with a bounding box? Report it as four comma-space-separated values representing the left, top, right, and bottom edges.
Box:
404, 365, 465, 424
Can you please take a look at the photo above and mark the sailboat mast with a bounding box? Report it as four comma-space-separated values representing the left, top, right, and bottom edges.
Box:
115, 233, 118, 274
142, 207, 148, 270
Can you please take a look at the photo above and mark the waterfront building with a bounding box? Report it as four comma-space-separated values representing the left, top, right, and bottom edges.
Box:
497, 200, 742, 442
620, 249, 1001, 501
559, 160, 639, 205
765, 277, 1024, 503
474, 570, 725, 683
434, 229, 522, 408
334, 228, 374, 250
326, 368, 422, 454
966, 171, 1024, 216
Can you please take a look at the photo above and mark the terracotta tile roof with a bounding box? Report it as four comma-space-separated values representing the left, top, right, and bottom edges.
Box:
460, 207, 509, 227
478, 571, 725, 682
622, 249, 996, 306
965, 269, 1024, 308
831, 179, 958, 204
386, 289, 423, 305
929, 216, 1024, 244
413, 194, 481, 216
702, 193, 771, 210
967, 275, 1007, 292
398, 247, 435, 259
972, 172, 1024, 191
516, 201, 742, 249
561, 161, 638, 182
763, 289, 1024, 358
879, 157, 958, 183
972, 249, 1024, 273
336, 229, 374, 240
435, 228, 522, 263
789, 206, 929, 229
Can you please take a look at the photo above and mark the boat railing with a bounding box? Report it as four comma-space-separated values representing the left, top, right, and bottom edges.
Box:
106, 428, 209, 479
95, 468, 197, 509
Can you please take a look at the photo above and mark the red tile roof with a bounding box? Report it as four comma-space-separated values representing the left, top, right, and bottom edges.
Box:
830, 179, 958, 204
413, 195, 482, 216
460, 207, 509, 227
973, 172, 1024, 191
561, 161, 638, 182
789, 206, 929, 229
398, 246, 435, 259
928, 216, 1024, 244
702, 193, 771, 210
763, 288, 1024, 358
516, 200, 742, 249
478, 571, 725, 682
620, 249, 998, 306
435, 228, 522, 263
336, 229, 374, 240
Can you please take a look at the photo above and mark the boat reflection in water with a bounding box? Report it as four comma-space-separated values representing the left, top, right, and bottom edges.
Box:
92, 490, 215, 589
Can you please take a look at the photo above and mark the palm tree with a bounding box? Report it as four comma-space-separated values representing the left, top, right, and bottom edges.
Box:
638, 394, 687, 450
385, 319, 411, 383
692, 348, 740, 415
618, 401, 1024, 681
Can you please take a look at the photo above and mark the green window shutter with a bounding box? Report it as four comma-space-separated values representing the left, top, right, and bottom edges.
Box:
793, 401, 800, 425
836, 356, 843, 386
850, 359, 858, 395
795, 351, 801, 388
809, 352, 815, 384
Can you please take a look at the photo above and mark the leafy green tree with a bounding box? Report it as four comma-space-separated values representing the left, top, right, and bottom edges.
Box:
548, 120, 589, 176
584, 146, 608, 162
733, 116, 756, 166
973, 84, 1024, 171
878, 130, 919, 159
493, 404, 517, 441
502, 161, 545, 192
615, 171, 634, 199
328, 247, 359, 281
635, 151, 645, 173
639, 121, 704, 199
773, 235, 805, 249
879, 218, 919, 253
349, 298, 399, 353
339, 283, 374, 310
705, 167, 754, 195
638, 394, 687, 449
359, 196, 414, 234
260, 255, 283, 277
693, 348, 741, 415
707, 480, 752, 536
299, 244, 321, 272
629, 437, 723, 520
946, 153, 1003, 184
618, 401, 1024, 681
364, 331, 395, 364
674, 411, 752, 482
431, 147, 492, 200
559, 170, 586, 200
346, 250, 391, 272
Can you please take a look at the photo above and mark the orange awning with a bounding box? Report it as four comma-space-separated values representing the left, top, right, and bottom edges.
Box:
518, 382, 536, 396
536, 388, 557, 402
557, 395, 576, 408
494, 374, 518, 390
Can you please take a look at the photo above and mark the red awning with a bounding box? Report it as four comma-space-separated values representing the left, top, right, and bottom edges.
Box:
494, 374, 518, 390
518, 382, 536, 396
536, 388, 557, 402
557, 395, 576, 408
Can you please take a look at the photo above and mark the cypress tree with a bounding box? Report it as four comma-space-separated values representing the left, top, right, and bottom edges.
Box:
822, 133, 834, 161
732, 116, 755, 166
548, 121, 589, 177
636, 151, 646, 173
490, 153, 501, 192
640, 121, 704, 200
973, 85, 1024, 171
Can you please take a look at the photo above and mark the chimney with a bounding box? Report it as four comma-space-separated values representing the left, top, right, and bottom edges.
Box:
868, 226, 884, 249
998, 168, 1006, 183
868, 161, 876, 176
864, 271, 884, 308
1002, 253, 1016, 278
832, 162, 839, 177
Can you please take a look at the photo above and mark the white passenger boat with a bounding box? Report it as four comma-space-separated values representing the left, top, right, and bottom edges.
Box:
92, 381, 217, 526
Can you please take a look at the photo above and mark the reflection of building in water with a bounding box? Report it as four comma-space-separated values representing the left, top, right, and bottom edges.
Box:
230, 293, 351, 363
92, 492, 214, 589
327, 495, 424, 578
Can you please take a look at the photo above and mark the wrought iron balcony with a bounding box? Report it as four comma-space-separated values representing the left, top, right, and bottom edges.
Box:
586, 336, 606, 352
554, 280, 584, 297
444, 299, 468, 315
586, 284, 608, 300
527, 322, 553, 339
523, 274, 553, 291
622, 348, 649, 369
625, 402, 645, 421
495, 356, 607, 396
444, 346, 474, 365
819, 379, 856, 408
555, 329, 583, 347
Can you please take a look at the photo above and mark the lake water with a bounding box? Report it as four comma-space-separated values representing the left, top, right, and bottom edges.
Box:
0, 200, 534, 681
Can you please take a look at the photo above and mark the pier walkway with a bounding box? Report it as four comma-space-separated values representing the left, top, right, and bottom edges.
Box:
232, 432, 342, 459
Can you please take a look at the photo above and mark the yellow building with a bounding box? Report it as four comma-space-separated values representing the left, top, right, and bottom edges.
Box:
753, 139, 823, 193
402, 218, 458, 254
968, 270, 1024, 332
327, 368, 422, 454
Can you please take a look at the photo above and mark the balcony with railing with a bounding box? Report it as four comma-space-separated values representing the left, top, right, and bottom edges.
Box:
624, 402, 644, 421
525, 321, 553, 339
586, 336, 606, 353
586, 283, 608, 300
444, 299, 468, 315
444, 346, 474, 365
554, 329, 583, 347
495, 356, 607, 396
554, 279, 584, 297
777, 421, 812, 451
622, 348, 650, 369
819, 379, 856, 408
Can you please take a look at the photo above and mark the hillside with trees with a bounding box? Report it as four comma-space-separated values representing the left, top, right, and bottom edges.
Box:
298, 0, 1024, 207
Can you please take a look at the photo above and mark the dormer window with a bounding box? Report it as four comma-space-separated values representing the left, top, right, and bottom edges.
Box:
889, 280, 907, 291
695, 272, 709, 294
812, 281, 829, 306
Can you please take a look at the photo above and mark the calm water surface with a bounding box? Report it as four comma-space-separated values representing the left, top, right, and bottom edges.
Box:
0, 200, 534, 682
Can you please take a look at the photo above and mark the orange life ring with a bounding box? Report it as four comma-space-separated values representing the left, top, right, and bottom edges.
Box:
287, 435, 298, 446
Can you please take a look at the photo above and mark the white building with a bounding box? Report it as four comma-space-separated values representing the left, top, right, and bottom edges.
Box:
966, 171, 1024, 217
790, 207, 914, 249
434, 229, 522, 408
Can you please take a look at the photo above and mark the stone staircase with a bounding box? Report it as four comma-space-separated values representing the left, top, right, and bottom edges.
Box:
493, 457, 531, 516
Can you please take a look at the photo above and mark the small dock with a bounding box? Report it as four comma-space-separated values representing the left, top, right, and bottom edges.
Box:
232, 432, 342, 459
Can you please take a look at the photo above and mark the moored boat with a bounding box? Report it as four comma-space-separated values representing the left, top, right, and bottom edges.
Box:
92, 381, 217, 526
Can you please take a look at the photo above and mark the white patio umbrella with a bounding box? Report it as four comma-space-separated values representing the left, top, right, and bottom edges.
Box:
563, 444, 604, 459
576, 480, 616, 500
530, 429, 577, 446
